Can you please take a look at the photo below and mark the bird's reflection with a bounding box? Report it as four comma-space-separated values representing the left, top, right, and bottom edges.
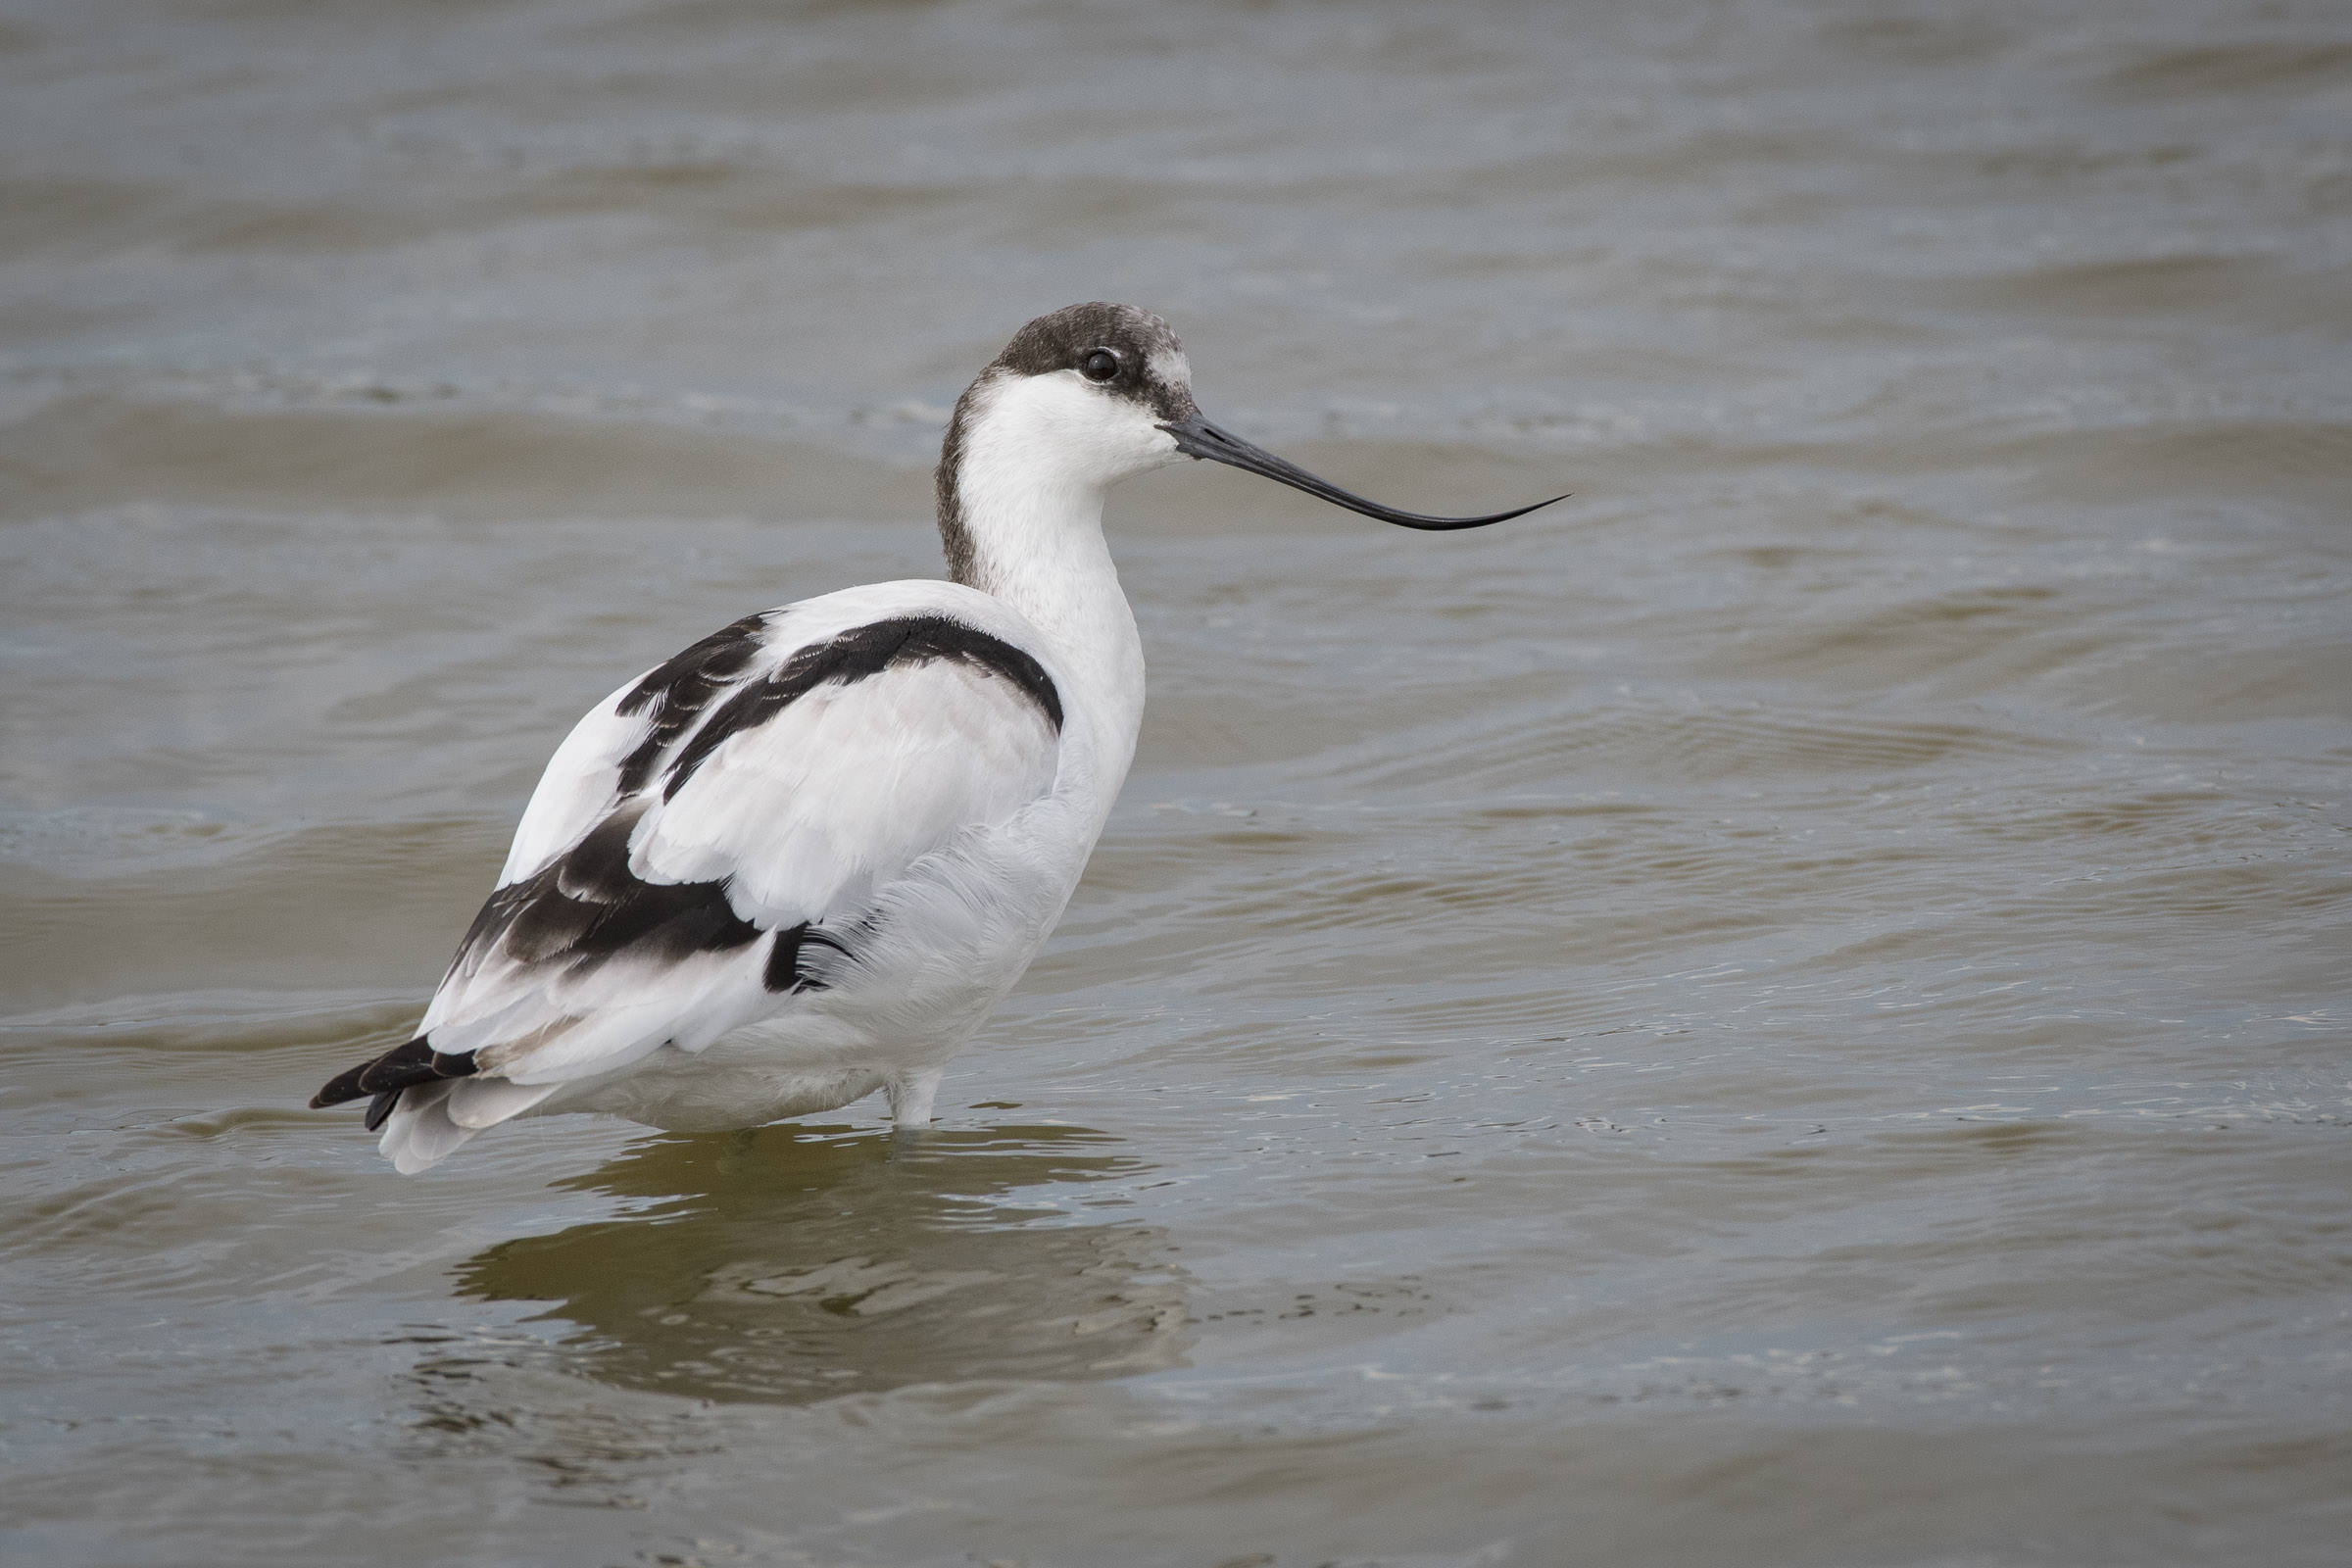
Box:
453, 1121, 1190, 1404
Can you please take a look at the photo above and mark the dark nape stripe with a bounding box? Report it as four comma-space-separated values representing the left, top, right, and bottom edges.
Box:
614, 612, 768, 795
937, 380, 982, 586
763, 920, 851, 994
660, 614, 1060, 801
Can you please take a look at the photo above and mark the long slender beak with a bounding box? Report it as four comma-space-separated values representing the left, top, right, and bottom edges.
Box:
1158, 415, 1566, 531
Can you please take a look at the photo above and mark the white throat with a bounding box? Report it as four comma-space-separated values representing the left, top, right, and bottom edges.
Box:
943, 371, 1169, 796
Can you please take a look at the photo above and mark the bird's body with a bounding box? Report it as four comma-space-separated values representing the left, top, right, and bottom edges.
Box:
315, 303, 1557, 1171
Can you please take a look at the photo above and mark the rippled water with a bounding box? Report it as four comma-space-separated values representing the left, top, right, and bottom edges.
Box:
4, 2, 2349, 1564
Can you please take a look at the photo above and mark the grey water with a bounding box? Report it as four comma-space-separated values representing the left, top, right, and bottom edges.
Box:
2, 2, 2348, 1564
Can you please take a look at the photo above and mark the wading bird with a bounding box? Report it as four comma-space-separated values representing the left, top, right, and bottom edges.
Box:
313, 303, 1560, 1171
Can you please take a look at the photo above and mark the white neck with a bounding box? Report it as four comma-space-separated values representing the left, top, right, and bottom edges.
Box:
943, 373, 1151, 799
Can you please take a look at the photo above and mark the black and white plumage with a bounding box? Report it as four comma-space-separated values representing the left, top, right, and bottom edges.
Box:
313, 303, 1560, 1171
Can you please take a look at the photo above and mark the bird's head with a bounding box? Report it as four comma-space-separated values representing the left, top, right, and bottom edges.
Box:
937, 302, 1563, 586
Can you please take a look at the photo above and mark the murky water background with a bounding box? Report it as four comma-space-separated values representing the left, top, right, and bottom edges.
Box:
4, 2, 2349, 1563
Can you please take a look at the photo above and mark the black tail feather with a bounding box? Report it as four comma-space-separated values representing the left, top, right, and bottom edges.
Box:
311, 1036, 479, 1125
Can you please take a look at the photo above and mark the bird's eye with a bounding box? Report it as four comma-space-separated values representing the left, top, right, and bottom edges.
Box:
1080, 349, 1120, 382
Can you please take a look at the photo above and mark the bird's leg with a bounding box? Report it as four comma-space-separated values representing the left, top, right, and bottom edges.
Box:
886, 1067, 944, 1127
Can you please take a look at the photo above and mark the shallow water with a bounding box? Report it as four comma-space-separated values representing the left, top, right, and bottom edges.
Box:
3, 2, 2349, 1564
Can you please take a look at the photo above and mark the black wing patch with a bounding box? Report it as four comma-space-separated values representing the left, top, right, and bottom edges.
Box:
309, 1036, 479, 1129
309, 826, 856, 1123
490, 803, 762, 969
445, 804, 845, 994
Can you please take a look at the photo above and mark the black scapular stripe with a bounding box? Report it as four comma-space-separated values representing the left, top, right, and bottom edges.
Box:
614, 612, 769, 795
659, 614, 1061, 801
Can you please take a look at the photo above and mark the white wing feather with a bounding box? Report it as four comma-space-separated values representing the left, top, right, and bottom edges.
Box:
637, 663, 1058, 925
495, 685, 655, 886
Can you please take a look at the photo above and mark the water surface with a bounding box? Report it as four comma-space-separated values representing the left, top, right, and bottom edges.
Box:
3, 2, 2348, 1564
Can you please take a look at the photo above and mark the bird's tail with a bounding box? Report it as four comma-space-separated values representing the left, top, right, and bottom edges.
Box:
375, 1077, 563, 1173
313, 1033, 562, 1172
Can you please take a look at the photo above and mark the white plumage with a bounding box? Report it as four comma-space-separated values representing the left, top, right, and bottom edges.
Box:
313, 303, 1556, 1171
367, 579, 1115, 1172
